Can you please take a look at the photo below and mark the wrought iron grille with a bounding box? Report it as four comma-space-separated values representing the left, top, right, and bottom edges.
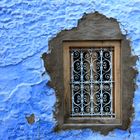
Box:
70, 47, 115, 118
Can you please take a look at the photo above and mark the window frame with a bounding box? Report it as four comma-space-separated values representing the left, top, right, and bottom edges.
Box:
62, 40, 121, 128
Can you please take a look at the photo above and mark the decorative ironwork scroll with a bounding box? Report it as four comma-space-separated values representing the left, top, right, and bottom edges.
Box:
70, 48, 115, 118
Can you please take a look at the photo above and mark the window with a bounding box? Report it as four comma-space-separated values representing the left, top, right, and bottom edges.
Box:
63, 41, 121, 126
42, 12, 137, 134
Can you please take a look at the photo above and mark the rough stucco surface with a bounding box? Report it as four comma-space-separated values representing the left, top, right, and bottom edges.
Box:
0, 0, 140, 139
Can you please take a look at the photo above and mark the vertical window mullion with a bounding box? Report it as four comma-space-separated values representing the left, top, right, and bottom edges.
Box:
71, 51, 74, 116
100, 49, 103, 116
90, 49, 94, 115
80, 50, 84, 115
110, 50, 113, 117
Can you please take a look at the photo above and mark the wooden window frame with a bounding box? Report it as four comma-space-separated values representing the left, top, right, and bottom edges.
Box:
62, 40, 121, 128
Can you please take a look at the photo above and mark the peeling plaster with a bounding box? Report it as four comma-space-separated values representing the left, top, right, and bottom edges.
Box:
42, 12, 137, 135
26, 114, 35, 125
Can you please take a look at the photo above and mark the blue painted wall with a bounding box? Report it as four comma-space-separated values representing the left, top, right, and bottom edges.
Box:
0, 0, 140, 139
